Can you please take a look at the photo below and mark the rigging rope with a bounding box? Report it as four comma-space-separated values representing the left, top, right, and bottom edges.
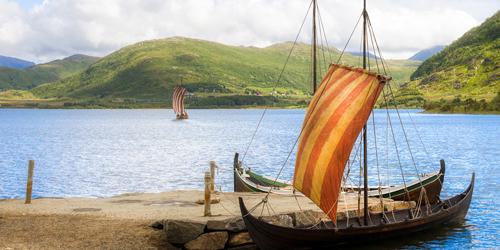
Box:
260, 10, 365, 201
366, 12, 432, 212
316, 2, 334, 64
243, 3, 436, 224
241, 0, 313, 163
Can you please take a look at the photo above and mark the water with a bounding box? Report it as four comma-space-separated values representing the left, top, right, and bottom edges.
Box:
0, 109, 498, 248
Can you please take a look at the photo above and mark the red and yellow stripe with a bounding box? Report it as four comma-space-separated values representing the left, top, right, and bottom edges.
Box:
172, 86, 187, 115
293, 64, 389, 222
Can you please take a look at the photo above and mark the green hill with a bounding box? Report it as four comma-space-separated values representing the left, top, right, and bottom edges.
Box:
30, 37, 418, 108
0, 54, 100, 90
406, 11, 499, 102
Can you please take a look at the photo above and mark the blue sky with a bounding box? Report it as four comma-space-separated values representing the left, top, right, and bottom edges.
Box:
1, 0, 499, 62
16, 0, 42, 10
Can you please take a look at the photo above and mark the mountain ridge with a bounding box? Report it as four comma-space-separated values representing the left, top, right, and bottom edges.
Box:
409, 45, 445, 61
393, 11, 500, 113
0, 55, 35, 69
0, 54, 100, 90
32, 37, 419, 104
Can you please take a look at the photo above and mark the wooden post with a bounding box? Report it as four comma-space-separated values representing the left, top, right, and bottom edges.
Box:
25, 160, 35, 204
209, 161, 217, 193
204, 171, 211, 216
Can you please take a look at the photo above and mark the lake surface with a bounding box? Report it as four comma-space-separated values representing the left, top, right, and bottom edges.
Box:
0, 109, 498, 248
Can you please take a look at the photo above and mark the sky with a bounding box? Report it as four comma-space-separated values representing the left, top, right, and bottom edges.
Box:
1, 0, 498, 63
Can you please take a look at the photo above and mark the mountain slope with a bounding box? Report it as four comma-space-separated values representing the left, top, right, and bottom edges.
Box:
409, 45, 445, 61
32, 37, 419, 103
0, 54, 100, 90
0, 55, 35, 69
407, 11, 499, 101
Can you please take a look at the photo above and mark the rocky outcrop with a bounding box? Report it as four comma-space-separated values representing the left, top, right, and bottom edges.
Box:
290, 210, 324, 227
185, 232, 228, 250
164, 220, 205, 244
207, 217, 246, 232
261, 214, 293, 227
228, 232, 253, 247
160, 217, 255, 249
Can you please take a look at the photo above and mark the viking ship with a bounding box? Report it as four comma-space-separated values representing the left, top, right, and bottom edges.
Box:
232, 1, 446, 204
234, 152, 445, 203
238, 0, 474, 248
172, 86, 188, 119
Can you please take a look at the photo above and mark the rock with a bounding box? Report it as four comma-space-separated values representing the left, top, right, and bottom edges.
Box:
206, 217, 246, 232
206, 219, 226, 231
150, 220, 164, 230
261, 214, 293, 228
164, 242, 181, 250
164, 220, 205, 244
225, 217, 246, 232
336, 209, 361, 220
184, 232, 228, 250
227, 244, 258, 250
228, 232, 253, 247
291, 210, 323, 227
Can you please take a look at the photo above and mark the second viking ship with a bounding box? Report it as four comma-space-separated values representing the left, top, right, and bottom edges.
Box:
172, 86, 189, 119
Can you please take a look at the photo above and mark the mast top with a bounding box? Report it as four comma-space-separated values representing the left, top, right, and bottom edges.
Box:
312, 0, 318, 93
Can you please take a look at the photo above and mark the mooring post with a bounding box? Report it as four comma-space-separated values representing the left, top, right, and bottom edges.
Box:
25, 160, 35, 204
209, 161, 217, 193
204, 171, 211, 216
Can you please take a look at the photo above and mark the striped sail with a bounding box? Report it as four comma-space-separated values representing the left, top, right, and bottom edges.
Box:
293, 64, 390, 222
172, 86, 188, 118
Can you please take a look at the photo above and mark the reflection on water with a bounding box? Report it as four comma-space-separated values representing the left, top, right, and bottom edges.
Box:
0, 109, 498, 248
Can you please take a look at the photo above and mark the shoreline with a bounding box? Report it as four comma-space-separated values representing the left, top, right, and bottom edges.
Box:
0, 189, 400, 249
0, 190, 321, 221
1, 105, 499, 115
0, 190, 304, 249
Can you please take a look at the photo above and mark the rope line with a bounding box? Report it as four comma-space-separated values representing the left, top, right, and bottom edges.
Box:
241, 0, 313, 163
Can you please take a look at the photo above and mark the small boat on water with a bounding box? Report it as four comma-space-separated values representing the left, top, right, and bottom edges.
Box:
172, 86, 189, 119
238, 0, 474, 248
233, 152, 445, 203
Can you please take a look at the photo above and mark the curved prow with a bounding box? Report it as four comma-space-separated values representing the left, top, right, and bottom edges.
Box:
439, 159, 446, 183
466, 172, 475, 195
456, 172, 475, 221
234, 153, 242, 192
238, 197, 248, 216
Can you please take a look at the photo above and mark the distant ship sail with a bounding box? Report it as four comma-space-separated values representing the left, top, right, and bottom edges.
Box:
172, 86, 188, 119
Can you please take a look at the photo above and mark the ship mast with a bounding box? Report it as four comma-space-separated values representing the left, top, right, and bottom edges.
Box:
312, 0, 318, 93
362, 0, 369, 226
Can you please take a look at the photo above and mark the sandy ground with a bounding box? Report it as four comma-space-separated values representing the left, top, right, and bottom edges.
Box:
0, 190, 318, 249
0, 190, 386, 249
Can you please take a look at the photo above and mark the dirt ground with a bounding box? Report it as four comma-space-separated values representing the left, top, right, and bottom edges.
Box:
0, 190, 314, 250
0, 213, 176, 250
0, 190, 390, 249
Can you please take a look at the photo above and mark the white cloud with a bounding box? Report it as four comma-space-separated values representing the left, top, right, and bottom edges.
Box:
0, 0, 498, 62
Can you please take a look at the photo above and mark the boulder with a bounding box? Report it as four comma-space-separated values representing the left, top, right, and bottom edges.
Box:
291, 210, 324, 227
228, 232, 253, 247
261, 214, 293, 228
206, 217, 246, 232
184, 232, 228, 250
164, 220, 205, 244
227, 244, 258, 250
225, 217, 246, 232
336, 209, 361, 220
